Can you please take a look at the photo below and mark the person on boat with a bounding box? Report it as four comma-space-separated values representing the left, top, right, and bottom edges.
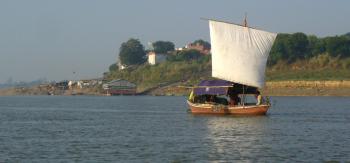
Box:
255, 91, 262, 105
202, 95, 215, 104
206, 95, 215, 104
188, 90, 195, 102
215, 96, 228, 105
229, 94, 241, 106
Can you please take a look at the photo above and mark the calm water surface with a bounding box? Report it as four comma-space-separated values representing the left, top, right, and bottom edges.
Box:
0, 96, 350, 162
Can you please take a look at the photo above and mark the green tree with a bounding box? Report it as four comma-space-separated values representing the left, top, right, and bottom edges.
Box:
345, 32, 350, 38
167, 49, 202, 62
307, 35, 325, 58
152, 41, 175, 53
119, 38, 146, 66
325, 36, 350, 57
269, 33, 290, 65
109, 63, 118, 72
286, 32, 309, 60
192, 39, 211, 49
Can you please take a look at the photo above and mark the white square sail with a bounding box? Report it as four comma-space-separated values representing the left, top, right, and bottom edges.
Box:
209, 20, 277, 88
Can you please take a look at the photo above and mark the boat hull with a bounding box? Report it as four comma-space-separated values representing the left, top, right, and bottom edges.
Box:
187, 101, 269, 115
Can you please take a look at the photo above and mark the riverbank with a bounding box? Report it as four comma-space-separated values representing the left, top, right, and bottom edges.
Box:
263, 80, 350, 96
145, 80, 350, 96
1, 80, 350, 96
0, 86, 103, 96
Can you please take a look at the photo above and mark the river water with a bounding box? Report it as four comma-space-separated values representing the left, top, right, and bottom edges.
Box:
0, 96, 349, 162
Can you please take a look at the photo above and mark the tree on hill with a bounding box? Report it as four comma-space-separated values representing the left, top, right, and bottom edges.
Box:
269, 33, 290, 64
307, 35, 326, 58
345, 32, 350, 38
324, 36, 350, 58
167, 49, 202, 62
286, 32, 309, 60
152, 41, 175, 53
192, 39, 211, 49
109, 63, 118, 72
119, 38, 146, 66
269, 33, 309, 64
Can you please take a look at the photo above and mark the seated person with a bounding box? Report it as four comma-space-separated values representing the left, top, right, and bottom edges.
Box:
194, 95, 205, 103
205, 95, 215, 104
215, 96, 228, 105
229, 94, 241, 106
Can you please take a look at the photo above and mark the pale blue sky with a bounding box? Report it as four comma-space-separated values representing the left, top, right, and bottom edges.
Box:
0, 0, 349, 83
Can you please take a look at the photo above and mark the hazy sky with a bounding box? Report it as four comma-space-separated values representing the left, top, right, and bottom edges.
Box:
0, 0, 349, 83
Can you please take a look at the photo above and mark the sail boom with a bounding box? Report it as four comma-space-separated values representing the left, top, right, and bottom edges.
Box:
202, 18, 275, 34
211, 76, 260, 88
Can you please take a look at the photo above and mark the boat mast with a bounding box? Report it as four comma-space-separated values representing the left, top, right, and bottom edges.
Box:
241, 13, 247, 108
243, 13, 248, 27
242, 85, 245, 107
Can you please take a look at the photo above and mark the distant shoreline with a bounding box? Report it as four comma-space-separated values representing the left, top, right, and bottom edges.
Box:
1, 80, 350, 97
263, 80, 350, 96
142, 80, 350, 97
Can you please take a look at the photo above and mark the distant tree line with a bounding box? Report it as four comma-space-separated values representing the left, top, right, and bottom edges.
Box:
117, 39, 210, 67
167, 49, 203, 62
114, 33, 350, 69
269, 32, 350, 65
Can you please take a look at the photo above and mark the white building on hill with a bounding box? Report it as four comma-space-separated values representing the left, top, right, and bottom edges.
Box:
148, 51, 166, 65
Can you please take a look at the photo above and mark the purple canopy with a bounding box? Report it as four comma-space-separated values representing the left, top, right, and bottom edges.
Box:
193, 80, 234, 95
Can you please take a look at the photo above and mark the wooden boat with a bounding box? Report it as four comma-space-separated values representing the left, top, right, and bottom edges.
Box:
187, 17, 277, 115
187, 80, 271, 115
187, 100, 269, 115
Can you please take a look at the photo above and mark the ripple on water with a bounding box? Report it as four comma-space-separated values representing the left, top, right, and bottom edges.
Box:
0, 96, 350, 162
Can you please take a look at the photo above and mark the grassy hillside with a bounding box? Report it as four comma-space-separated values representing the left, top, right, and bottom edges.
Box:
266, 69, 350, 81
105, 60, 212, 92
267, 54, 350, 81
105, 54, 350, 92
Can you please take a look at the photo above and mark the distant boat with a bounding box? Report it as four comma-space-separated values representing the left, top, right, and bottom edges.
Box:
187, 17, 277, 115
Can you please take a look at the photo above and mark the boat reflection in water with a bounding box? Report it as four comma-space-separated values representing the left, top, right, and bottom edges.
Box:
201, 115, 270, 161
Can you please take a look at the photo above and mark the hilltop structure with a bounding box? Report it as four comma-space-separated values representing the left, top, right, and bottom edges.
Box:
185, 42, 211, 55
147, 51, 167, 65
